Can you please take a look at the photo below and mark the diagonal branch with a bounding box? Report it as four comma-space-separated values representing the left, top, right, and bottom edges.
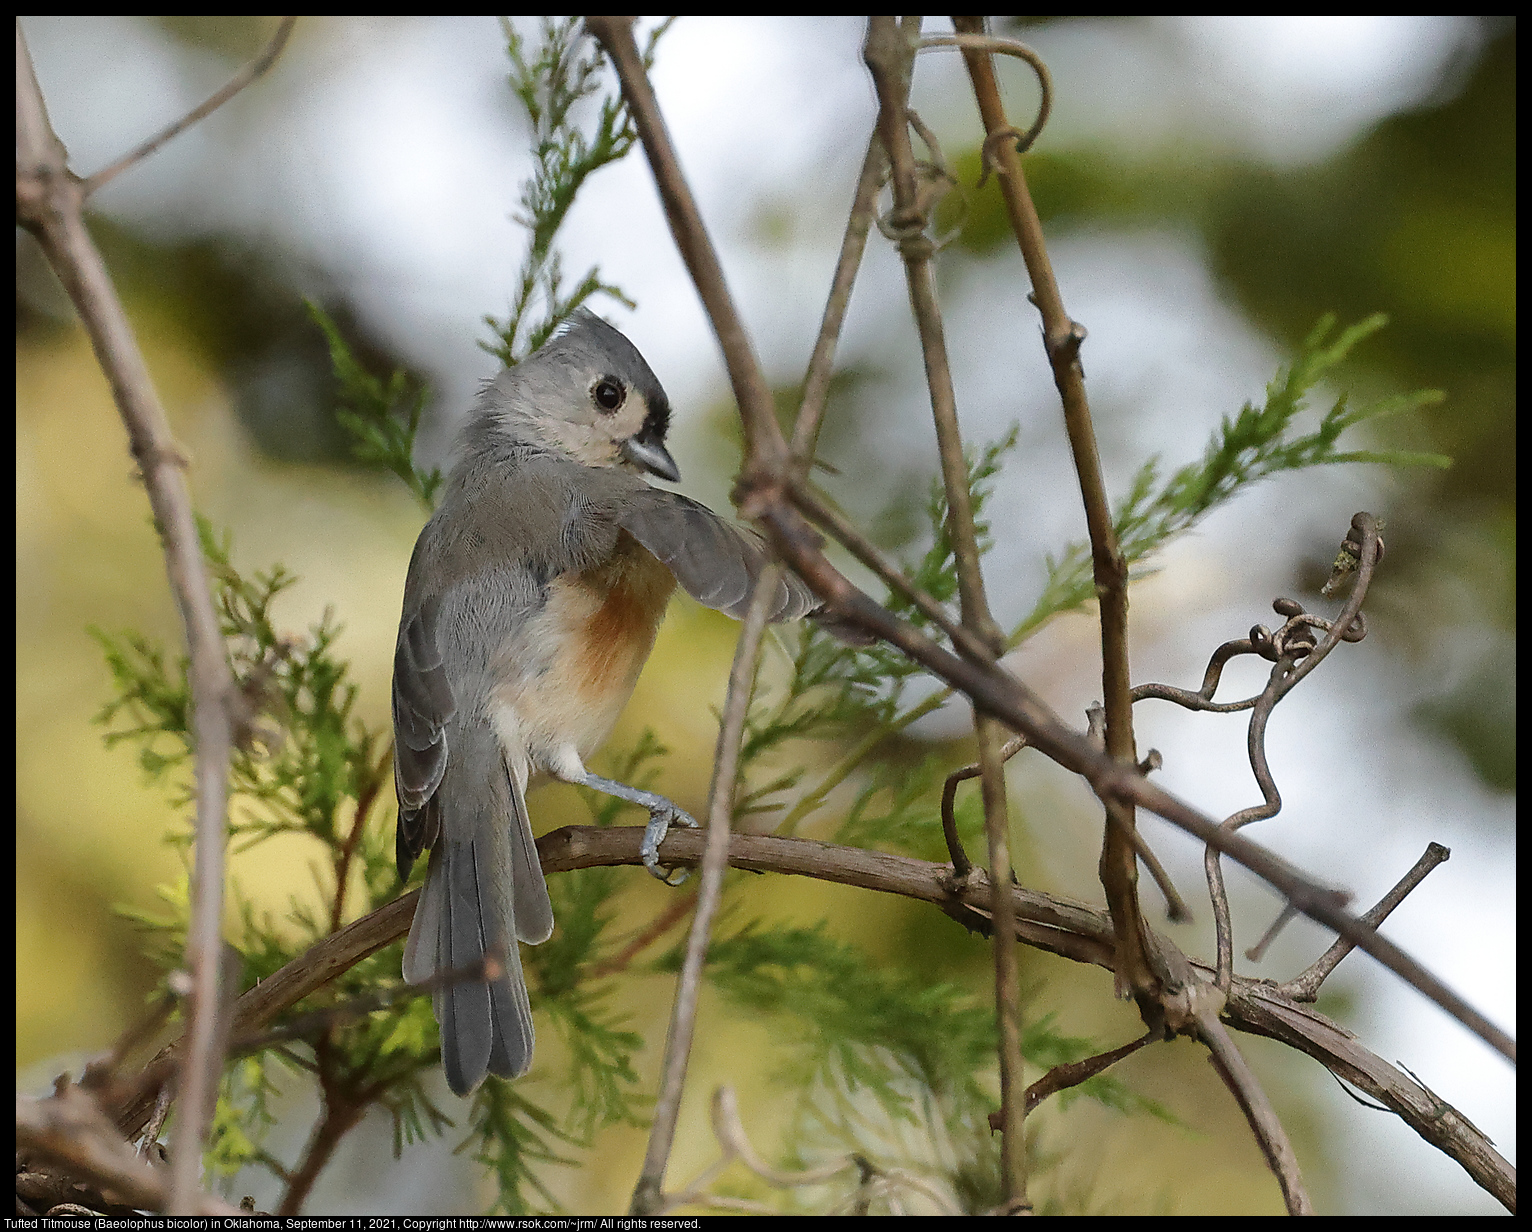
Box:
107, 827, 1515, 1211
950, 15, 1156, 1016
1280, 841, 1451, 1003
17, 20, 248, 1215
787, 476, 995, 663
584, 14, 788, 479
81, 17, 298, 196
1198, 1007, 1314, 1214
737, 514, 1518, 1065
631, 565, 783, 1215
788, 130, 886, 472
863, 16, 1026, 1207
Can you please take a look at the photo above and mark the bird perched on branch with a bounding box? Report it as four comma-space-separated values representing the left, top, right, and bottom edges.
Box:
393, 310, 816, 1095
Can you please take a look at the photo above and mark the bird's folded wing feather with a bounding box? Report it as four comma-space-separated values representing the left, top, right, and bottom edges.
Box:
393, 593, 454, 870
618, 489, 818, 621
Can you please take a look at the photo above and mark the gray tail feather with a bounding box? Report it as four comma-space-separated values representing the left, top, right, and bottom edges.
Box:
505, 751, 553, 945
402, 724, 551, 1095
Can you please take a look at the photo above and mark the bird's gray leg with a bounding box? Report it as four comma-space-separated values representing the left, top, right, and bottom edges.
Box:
576, 773, 698, 883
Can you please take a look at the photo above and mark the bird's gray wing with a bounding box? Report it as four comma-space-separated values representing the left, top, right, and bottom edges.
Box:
393, 592, 455, 880
618, 489, 818, 621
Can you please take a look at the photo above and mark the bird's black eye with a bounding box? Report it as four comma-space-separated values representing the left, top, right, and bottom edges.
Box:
592, 377, 626, 413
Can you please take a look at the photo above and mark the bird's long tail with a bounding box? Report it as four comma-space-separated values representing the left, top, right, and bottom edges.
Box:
402, 722, 553, 1095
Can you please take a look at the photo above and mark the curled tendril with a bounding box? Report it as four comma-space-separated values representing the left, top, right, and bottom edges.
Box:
874, 109, 963, 259
917, 32, 1053, 155
1131, 514, 1385, 989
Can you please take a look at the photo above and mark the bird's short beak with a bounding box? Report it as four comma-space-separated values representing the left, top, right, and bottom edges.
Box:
621, 435, 681, 482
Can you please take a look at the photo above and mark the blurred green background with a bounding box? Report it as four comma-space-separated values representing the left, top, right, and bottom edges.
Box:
16, 16, 1513, 1216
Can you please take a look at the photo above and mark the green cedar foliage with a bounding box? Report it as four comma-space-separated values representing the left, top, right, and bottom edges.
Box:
481, 16, 673, 368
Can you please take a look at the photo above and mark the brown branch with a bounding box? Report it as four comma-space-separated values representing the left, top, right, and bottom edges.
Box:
788, 132, 887, 472
587, 891, 697, 980
15, 20, 260, 1214
584, 14, 788, 480
951, 14, 1154, 1026
329, 740, 393, 935
864, 18, 1001, 654
767, 504, 1515, 1061
1198, 1007, 1314, 1214
941, 734, 1029, 877
987, 1030, 1155, 1129
18, 1085, 242, 1216
277, 1040, 372, 1215
864, 16, 1026, 1204
945, 729, 1191, 923
81, 17, 298, 196
103, 826, 1513, 1210
1027, 1031, 1155, 1115
787, 475, 995, 663
1225, 978, 1514, 1213
631, 565, 783, 1216
1281, 842, 1451, 1003
973, 714, 1028, 1207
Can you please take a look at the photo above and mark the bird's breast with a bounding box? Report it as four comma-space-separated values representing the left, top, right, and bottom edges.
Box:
495, 531, 676, 766
566, 531, 677, 706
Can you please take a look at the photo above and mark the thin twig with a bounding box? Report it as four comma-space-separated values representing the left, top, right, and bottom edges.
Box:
865, 16, 1026, 1205
1282, 842, 1451, 1002
81, 17, 298, 196
974, 715, 1028, 1206
941, 735, 1028, 876
788, 475, 994, 663
17, 21, 246, 1215
665, 1086, 959, 1215
1133, 590, 1374, 947
329, 740, 392, 934
916, 32, 1052, 153
951, 14, 1155, 1019
576, 21, 802, 1213
788, 132, 887, 472
587, 890, 697, 980
865, 16, 1002, 656
1199, 1007, 1315, 1214
707, 1085, 867, 1189
1245, 901, 1303, 963
585, 15, 788, 480
1127, 818, 1192, 922
1029, 1030, 1156, 1114
987, 1030, 1156, 1127
774, 682, 949, 837
277, 1044, 374, 1215
630, 564, 783, 1216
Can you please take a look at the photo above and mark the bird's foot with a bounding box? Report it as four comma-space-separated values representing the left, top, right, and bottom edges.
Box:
640, 800, 698, 885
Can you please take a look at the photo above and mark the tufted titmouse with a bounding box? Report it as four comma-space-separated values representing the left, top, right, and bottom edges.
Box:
393, 310, 815, 1095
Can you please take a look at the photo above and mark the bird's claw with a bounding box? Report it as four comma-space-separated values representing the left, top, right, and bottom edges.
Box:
641, 802, 698, 884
